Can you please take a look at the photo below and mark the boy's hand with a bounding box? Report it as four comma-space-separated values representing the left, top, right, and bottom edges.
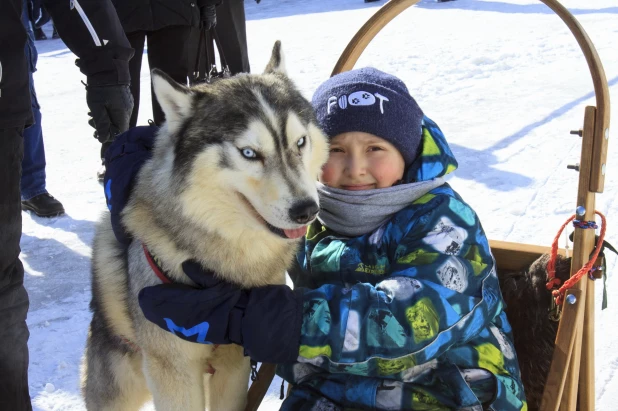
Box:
138, 260, 303, 363
138, 260, 246, 345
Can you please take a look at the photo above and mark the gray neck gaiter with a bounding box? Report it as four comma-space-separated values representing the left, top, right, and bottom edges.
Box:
316, 178, 445, 237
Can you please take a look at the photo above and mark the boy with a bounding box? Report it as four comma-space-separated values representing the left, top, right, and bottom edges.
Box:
139, 68, 527, 410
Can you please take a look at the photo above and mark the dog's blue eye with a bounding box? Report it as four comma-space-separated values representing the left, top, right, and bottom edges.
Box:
240, 147, 258, 160
297, 137, 306, 148
241, 148, 257, 159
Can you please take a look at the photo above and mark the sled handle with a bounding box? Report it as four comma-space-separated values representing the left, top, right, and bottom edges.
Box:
538, 0, 610, 193
245, 363, 277, 411
332, 0, 610, 192
331, 0, 419, 76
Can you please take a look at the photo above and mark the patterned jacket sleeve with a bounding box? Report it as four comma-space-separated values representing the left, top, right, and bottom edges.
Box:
43, 0, 134, 86
296, 194, 503, 374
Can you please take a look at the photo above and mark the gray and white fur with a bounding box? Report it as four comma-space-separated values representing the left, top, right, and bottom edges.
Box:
81, 41, 329, 410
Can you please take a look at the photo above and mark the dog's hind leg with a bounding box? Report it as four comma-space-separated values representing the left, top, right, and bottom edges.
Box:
143, 351, 207, 410
206, 345, 251, 411
81, 318, 150, 410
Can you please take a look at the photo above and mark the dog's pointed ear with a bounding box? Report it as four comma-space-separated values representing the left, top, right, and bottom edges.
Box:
263, 41, 286, 75
151, 69, 192, 131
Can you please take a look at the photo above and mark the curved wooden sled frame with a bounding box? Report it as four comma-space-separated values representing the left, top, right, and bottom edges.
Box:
246, 1, 610, 410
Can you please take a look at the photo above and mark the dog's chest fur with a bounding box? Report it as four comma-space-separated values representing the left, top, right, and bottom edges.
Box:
123, 194, 294, 288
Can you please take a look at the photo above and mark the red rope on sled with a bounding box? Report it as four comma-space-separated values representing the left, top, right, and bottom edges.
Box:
546, 211, 607, 305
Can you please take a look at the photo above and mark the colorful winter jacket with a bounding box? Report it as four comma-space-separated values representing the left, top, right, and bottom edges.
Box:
278, 117, 527, 410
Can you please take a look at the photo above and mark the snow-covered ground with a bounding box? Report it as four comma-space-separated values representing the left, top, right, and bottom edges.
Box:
23, 0, 618, 409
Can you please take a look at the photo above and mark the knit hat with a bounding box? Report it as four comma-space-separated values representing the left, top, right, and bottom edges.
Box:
312, 67, 424, 166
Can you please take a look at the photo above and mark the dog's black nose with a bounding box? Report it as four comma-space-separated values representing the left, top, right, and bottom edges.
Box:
289, 200, 319, 224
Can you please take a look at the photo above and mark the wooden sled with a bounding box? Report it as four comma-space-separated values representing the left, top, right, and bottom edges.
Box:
245, 1, 610, 410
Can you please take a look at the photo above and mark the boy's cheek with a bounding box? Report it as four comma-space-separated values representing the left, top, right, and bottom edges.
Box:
319, 163, 338, 185
373, 159, 405, 186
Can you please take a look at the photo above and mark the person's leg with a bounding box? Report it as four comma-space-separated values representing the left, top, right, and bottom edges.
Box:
21, 75, 46, 202
146, 25, 193, 126
187, 25, 203, 85
280, 384, 343, 411
20, 74, 64, 217
0, 127, 32, 411
215, 0, 250, 75
127, 31, 146, 129
33, 26, 46, 41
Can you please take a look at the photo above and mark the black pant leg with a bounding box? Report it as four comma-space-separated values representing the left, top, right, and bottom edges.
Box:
216, 0, 250, 74
0, 127, 32, 411
146, 25, 194, 126
127, 31, 146, 128
187, 26, 202, 85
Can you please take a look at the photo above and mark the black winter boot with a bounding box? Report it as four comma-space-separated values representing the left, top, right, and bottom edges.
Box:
34, 27, 47, 41
22, 193, 65, 217
97, 162, 106, 182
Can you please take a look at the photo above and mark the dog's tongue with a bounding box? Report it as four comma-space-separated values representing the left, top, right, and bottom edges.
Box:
283, 226, 308, 239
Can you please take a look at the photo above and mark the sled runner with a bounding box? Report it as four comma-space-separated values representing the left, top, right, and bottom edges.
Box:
245, 1, 611, 410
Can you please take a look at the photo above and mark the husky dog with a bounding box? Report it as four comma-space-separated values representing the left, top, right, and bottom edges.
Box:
81, 42, 329, 410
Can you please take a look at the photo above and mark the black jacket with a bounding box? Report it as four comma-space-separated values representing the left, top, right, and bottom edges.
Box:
111, 0, 221, 34
0, 0, 133, 128
0, 0, 32, 128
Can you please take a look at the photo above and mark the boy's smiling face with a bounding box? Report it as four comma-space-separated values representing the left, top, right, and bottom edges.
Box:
320, 132, 405, 190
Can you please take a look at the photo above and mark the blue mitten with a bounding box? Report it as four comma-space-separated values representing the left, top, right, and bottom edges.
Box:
138, 260, 303, 363
138, 260, 247, 345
